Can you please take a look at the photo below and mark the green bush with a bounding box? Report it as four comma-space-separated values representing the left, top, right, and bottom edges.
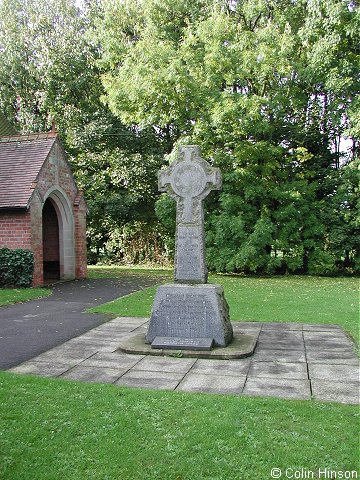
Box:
0, 248, 34, 287
88, 221, 171, 266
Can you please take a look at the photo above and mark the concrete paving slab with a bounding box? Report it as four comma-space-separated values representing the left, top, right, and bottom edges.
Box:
232, 323, 262, 333
251, 348, 307, 363
248, 361, 308, 379
64, 338, 123, 353
9, 361, 71, 377
311, 380, 359, 404
114, 370, 183, 390
257, 338, 305, 351
97, 319, 147, 328
132, 325, 149, 334
191, 359, 251, 376
80, 352, 144, 369
132, 356, 196, 374
60, 366, 125, 383
111, 317, 149, 328
305, 339, 356, 351
232, 329, 262, 337
33, 349, 97, 364
79, 331, 130, 341
303, 331, 349, 341
243, 378, 311, 400
308, 363, 360, 382
302, 324, 343, 331
176, 373, 246, 394
232, 322, 263, 328
42, 343, 98, 354
260, 330, 303, 338
261, 323, 303, 331
88, 326, 137, 334
306, 350, 359, 365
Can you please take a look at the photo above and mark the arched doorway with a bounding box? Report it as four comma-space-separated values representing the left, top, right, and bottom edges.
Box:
42, 187, 75, 282
42, 198, 60, 280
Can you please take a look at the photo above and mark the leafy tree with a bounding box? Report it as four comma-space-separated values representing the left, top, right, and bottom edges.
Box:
0, 0, 169, 263
96, 0, 359, 274
1, 0, 358, 272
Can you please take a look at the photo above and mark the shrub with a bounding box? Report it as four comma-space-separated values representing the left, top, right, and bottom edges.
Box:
0, 248, 34, 287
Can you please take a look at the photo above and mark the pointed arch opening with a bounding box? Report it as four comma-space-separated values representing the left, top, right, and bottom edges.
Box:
42, 187, 75, 281
42, 198, 60, 280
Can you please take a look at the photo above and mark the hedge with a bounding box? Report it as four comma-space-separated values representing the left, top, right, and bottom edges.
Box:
0, 248, 34, 287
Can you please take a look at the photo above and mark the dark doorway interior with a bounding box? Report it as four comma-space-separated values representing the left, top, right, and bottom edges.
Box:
42, 198, 60, 280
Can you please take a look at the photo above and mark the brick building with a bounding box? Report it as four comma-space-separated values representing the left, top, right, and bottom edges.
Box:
0, 131, 87, 286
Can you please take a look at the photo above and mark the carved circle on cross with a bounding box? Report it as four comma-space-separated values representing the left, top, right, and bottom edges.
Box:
171, 161, 207, 199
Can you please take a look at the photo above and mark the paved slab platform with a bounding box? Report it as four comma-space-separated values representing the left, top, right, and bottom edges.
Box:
8, 318, 360, 404
117, 330, 259, 359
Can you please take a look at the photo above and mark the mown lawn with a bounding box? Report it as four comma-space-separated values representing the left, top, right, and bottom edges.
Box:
88, 264, 172, 279
88, 267, 359, 344
0, 371, 358, 480
0, 287, 52, 307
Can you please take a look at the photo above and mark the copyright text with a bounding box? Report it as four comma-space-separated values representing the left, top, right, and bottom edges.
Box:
270, 467, 358, 479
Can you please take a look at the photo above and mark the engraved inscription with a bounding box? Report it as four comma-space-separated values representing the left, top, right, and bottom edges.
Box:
151, 336, 213, 350
155, 293, 215, 338
176, 226, 202, 280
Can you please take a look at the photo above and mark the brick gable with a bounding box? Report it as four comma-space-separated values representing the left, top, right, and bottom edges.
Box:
0, 132, 87, 285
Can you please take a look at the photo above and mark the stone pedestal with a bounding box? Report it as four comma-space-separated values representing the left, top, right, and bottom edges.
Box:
146, 284, 233, 348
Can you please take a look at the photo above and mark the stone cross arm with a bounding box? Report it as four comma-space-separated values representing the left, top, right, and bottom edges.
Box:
158, 145, 221, 223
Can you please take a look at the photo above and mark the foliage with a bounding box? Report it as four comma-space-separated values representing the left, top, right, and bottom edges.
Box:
0, 0, 359, 273
0, 248, 34, 287
0, 0, 170, 264
1, 371, 359, 479
97, 0, 360, 274
89, 221, 171, 265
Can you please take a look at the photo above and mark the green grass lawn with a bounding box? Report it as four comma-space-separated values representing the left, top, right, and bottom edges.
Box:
0, 287, 52, 306
88, 264, 172, 279
88, 270, 359, 344
0, 371, 358, 480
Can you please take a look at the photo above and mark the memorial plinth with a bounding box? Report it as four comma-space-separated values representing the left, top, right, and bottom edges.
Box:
146, 145, 233, 350
147, 284, 232, 348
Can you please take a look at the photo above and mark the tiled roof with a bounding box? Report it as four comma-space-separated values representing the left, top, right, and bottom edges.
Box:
0, 133, 57, 209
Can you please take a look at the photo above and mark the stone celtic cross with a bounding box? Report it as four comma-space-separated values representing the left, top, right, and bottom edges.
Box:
159, 145, 221, 284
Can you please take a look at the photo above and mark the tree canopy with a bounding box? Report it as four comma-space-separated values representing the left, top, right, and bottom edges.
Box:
0, 0, 359, 273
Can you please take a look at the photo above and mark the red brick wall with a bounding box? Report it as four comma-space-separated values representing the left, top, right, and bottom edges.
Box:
0, 211, 32, 250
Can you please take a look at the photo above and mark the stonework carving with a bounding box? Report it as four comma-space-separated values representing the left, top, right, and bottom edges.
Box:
146, 145, 233, 349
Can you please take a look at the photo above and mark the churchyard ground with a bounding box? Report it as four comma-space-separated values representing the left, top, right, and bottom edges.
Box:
0, 267, 358, 479
88, 266, 359, 346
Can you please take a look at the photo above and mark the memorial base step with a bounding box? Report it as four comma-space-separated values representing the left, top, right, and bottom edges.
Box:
117, 331, 259, 360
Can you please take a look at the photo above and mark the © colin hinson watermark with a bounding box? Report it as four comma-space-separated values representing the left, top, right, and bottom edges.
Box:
270, 467, 358, 479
